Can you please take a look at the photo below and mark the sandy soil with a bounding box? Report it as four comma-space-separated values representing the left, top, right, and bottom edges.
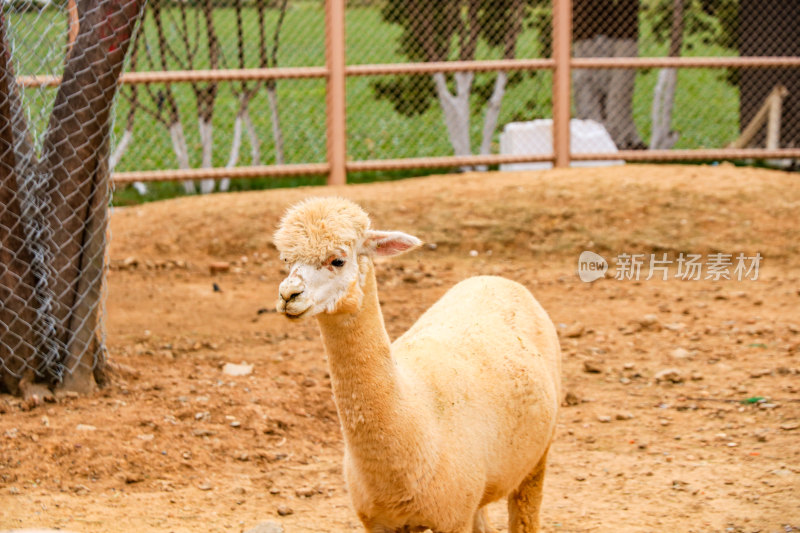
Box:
1, 164, 799, 533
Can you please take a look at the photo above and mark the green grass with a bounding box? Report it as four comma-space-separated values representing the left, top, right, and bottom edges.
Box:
5, 2, 745, 205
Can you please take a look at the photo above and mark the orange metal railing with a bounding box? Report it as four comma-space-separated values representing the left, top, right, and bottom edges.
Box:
18, 0, 800, 185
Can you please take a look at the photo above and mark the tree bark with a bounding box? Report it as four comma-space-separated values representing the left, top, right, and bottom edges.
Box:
650, 0, 684, 150
433, 72, 474, 164
0, 14, 39, 396
40, 0, 146, 393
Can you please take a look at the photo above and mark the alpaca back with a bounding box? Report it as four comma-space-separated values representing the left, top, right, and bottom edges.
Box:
391, 276, 561, 499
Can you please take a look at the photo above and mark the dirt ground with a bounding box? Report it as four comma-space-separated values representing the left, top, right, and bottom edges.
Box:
1, 164, 799, 533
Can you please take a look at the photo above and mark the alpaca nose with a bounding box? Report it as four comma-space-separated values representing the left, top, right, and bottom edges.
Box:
279, 278, 304, 302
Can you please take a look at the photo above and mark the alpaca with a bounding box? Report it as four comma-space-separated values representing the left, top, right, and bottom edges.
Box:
273, 197, 561, 533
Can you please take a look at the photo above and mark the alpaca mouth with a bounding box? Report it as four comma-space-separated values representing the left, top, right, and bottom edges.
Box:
284, 306, 311, 319
276, 299, 311, 319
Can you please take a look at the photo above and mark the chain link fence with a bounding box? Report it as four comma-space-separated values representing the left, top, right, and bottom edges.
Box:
1, 0, 145, 398
2, 0, 797, 396
62, 0, 800, 187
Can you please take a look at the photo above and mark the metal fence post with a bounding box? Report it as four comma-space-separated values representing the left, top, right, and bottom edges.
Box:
552, 0, 572, 168
326, 0, 347, 186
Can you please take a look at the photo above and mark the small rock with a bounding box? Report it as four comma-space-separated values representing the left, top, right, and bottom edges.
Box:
638, 314, 661, 331
564, 323, 585, 338
753, 429, 768, 442
749, 369, 771, 378
623, 362, 635, 370
295, 486, 317, 498
245, 521, 285, 533
222, 362, 253, 377
583, 360, 603, 374
276, 505, 294, 516
125, 473, 144, 484
597, 415, 612, 423
301, 377, 317, 388
615, 412, 634, 420
654, 368, 683, 384
76, 424, 97, 432
563, 391, 580, 406
123, 256, 139, 269
779, 421, 799, 431
690, 371, 704, 381
669, 348, 691, 359
575, 474, 586, 482
209, 261, 231, 275
198, 482, 213, 491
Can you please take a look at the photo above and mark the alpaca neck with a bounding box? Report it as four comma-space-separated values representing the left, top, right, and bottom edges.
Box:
316, 261, 416, 450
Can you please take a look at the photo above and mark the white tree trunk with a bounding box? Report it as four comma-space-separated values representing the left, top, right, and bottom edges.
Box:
650, 68, 680, 149
110, 128, 148, 194
244, 110, 261, 166
476, 71, 509, 170
219, 110, 244, 193
169, 122, 195, 194
266, 84, 284, 165
199, 118, 215, 194
433, 72, 474, 168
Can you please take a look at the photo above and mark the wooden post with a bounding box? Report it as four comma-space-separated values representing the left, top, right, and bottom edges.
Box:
325, 0, 346, 185
552, 0, 572, 167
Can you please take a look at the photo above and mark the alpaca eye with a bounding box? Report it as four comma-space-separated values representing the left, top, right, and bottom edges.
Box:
331, 258, 346, 268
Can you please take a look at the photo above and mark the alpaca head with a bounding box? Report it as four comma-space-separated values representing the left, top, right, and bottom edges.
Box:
273, 197, 421, 318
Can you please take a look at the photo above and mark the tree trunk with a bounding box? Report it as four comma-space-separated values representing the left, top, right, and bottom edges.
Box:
0, 14, 39, 396
650, 0, 684, 150
266, 82, 285, 165
433, 72, 474, 167
573, 0, 644, 149
40, 0, 146, 393
478, 71, 509, 158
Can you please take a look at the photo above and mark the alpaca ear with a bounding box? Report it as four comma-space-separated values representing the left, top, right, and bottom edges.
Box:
362, 230, 422, 257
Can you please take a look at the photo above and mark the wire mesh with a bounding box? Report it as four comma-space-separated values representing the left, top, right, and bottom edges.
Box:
571, 0, 800, 157
111, 0, 328, 194
1, 0, 145, 395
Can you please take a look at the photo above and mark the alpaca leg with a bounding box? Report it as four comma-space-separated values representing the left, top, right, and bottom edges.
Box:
507, 450, 549, 533
472, 506, 498, 533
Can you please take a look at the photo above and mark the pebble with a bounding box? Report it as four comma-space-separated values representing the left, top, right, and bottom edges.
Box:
223, 362, 253, 377
615, 412, 634, 420
779, 422, 799, 431
597, 415, 612, 423
245, 521, 285, 533
209, 261, 231, 275
563, 391, 580, 406
295, 487, 317, 498
669, 348, 691, 359
564, 322, 585, 338
638, 314, 661, 330
583, 360, 603, 374
276, 505, 294, 516
75, 424, 96, 432
654, 368, 683, 384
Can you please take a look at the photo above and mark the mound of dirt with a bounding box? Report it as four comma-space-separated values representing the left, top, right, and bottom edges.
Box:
2, 164, 798, 533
